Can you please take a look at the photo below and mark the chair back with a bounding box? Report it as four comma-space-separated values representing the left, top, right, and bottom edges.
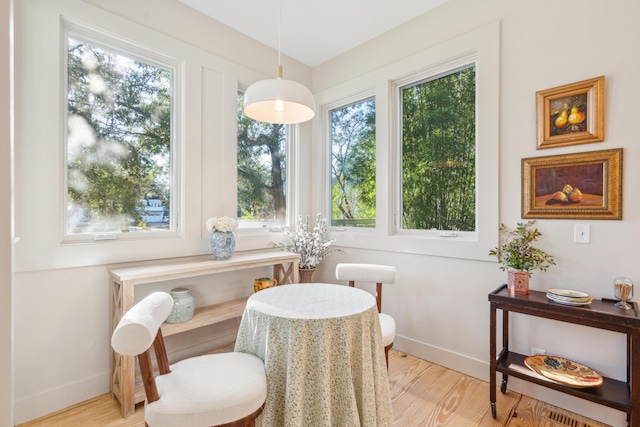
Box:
336, 263, 396, 312
111, 292, 174, 403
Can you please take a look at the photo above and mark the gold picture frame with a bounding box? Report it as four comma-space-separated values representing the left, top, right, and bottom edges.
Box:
522, 148, 622, 220
536, 76, 605, 149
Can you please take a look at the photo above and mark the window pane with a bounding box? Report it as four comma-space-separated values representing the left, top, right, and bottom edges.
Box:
237, 91, 287, 228
330, 99, 376, 228
401, 66, 476, 231
66, 36, 172, 234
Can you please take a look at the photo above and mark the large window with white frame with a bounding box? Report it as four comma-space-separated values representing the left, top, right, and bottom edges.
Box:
399, 64, 476, 232
65, 30, 177, 238
317, 22, 498, 260
237, 89, 288, 229
329, 98, 376, 228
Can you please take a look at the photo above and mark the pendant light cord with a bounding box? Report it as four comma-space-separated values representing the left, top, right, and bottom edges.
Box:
277, 0, 282, 77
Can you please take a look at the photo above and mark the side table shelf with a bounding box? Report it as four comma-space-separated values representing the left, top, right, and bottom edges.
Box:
489, 284, 640, 426
109, 249, 300, 417
161, 297, 249, 337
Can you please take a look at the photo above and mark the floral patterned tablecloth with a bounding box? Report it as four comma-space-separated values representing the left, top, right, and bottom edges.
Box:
234, 283, 394, 427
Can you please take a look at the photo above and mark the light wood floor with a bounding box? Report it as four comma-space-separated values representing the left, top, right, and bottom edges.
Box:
18, 350, 610, 427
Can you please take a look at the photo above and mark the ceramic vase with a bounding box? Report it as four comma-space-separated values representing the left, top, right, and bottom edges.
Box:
507, 270, 529, 295
166, 287, 195, 323
210, 231, 235, 259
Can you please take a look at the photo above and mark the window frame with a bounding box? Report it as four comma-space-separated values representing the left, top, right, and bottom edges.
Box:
235, 86, 294, 232
327, 95, 377, 230
314, 21, 499, 262
62, 22, 183, 243
394, 61, 478, 237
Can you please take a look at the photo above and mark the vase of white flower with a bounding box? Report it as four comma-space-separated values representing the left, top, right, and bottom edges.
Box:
271, 214, 342, 282
205, 216, 239, 259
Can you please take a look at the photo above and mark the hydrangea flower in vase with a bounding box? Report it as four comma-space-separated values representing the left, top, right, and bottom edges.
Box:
205, 216, 239, 259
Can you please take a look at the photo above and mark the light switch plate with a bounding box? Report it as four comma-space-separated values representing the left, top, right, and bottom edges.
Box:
574, 224, 590, 244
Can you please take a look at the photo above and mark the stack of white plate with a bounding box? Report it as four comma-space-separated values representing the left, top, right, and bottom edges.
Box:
546, 288, 593, 306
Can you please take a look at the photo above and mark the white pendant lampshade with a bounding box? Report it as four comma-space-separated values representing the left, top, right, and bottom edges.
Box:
243, 65, 315, 124
243, 0, 315, 125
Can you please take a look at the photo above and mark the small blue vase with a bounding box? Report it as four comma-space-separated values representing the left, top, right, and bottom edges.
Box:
210, 231, 235, 259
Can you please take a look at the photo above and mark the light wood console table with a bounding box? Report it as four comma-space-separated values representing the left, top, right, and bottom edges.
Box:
489, 284, 640, 426
109, 249, 300, 417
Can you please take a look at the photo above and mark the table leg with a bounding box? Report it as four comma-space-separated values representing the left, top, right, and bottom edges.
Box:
631, 327, 640, 427
490, 302, 497, 418
501, 308, 509, 393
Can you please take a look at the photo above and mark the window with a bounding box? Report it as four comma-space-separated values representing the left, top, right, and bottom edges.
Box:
329, 98, 376, 228
66, 34, 174, 235
237, 90, 287, 229
400, 65, 476, 232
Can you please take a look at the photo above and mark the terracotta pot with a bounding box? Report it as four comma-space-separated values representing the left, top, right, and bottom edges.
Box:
507, 270, 529, 295
298, 268, 316, 283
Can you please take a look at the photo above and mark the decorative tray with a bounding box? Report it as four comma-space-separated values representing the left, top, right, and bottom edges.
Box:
524, 354, 603, 388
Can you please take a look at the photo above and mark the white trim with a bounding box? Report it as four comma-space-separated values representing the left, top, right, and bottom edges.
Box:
393, 335, 624, 426
61, 23, 183, 242
313, 22, 500, 262
13, 1, 292, 272
392, 60, 477, 237
323, 91, 376, 226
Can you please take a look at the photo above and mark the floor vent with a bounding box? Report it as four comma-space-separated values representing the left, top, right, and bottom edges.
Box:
544, 410, 601, 427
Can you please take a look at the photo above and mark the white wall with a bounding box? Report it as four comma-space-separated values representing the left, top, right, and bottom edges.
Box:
313, 1, 640, 426
12, 0, 312, 423
1, 0, 13, 425
11, 0, 640, 426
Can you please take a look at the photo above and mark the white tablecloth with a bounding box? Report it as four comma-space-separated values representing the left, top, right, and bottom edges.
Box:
234, 283, 393, 427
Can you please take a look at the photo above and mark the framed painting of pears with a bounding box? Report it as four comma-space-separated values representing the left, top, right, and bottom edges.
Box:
522, 148, 622, 220
536, 76, 605, 149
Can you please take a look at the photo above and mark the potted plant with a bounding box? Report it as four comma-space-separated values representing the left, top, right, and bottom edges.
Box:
488, 221, 555, 294
272, 213, 342, 282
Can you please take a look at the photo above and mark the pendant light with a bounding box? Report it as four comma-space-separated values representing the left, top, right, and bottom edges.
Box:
243, 0, 315, 124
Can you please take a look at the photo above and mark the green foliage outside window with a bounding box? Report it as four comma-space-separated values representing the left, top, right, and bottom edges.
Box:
330, 99, 376, 227
66, 36, 172, 233
237, 92, 286, 227
401, 66, 476, 231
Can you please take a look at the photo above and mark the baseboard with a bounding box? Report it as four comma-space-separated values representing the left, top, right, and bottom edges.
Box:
393, 335, 626, 427
14, 329, 239, 425
393, 335, 489, 381
14, 371, 109, 425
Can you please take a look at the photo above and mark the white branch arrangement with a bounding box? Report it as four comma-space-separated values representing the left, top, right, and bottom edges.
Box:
272, 214, 342, 270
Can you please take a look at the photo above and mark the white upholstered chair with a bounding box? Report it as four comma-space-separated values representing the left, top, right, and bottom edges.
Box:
111, 292, 267, 427
335, 263, 397, 368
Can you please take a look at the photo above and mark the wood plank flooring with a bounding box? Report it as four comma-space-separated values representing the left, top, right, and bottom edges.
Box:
18, 350, 610, 427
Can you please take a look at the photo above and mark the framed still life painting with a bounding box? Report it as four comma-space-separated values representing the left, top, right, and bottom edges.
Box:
522, 148, 622, 220
536, 76, 605, 149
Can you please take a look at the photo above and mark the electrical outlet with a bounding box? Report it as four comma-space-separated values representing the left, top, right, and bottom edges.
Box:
532, 347, 545, 355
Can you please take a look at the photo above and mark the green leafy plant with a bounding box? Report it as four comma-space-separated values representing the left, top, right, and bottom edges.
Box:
489, 221, 555, 276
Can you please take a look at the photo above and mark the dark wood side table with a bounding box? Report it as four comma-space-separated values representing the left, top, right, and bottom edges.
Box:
489, 284, 640, 426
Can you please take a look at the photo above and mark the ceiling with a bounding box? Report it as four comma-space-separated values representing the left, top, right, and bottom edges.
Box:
178, 0, 449, 67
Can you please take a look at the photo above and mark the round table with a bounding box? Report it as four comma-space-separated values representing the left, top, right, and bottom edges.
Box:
234, 283, 393, 427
